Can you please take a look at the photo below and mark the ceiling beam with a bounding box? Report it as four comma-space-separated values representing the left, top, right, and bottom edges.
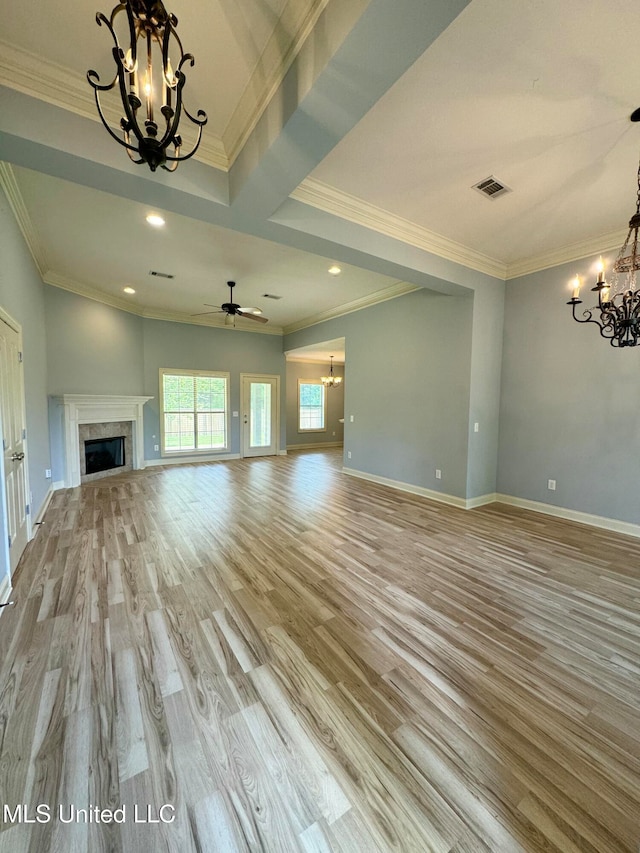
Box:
228, 0, 472, 221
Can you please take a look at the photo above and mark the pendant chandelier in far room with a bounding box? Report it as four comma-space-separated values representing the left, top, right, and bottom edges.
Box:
87, 0, 207, 172
321, 356, 342, 389
568, 116, 640, 347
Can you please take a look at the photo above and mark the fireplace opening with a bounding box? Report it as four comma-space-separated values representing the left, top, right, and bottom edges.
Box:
85, 435, 126, 475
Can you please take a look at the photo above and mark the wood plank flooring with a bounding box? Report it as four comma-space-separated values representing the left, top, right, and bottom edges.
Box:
0, 449, 638, 852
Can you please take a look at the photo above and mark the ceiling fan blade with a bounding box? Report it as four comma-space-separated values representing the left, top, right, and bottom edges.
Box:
191, 309, 224, 317
203, 303, 222, 309
237, 310, 269, 324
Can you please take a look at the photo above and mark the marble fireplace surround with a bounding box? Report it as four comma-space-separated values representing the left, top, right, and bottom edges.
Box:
59, 395, 152, 488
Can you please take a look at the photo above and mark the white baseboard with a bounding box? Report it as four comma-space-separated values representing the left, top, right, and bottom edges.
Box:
494, 493, 640, 539
342, 467, 468, 509
33, 485, 54, 527
277, 450, 288, 456
144, 453, 241, 468
466, 492, 498, 509
288, 442, 344, 451
0, 573, 12, 617
53, 480, 65, 491
339, 470, 640, 538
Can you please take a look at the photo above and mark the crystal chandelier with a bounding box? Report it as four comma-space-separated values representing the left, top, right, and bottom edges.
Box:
321, 356, 342, 388
568, 149, 640, 347
87, 0, 207, 172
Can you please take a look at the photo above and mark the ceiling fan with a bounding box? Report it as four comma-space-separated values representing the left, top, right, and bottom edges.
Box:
191, 281, 269, 325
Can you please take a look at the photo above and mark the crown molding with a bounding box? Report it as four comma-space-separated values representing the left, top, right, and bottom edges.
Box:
285, 356, 345, 364
291, 178, 633, 283
223, 0, 331, 166
504, 230, 628, 279
290, 178, 508, 280
0, 161, 48, 276
283, 281, 420, 334
44, 270, 152, 315
43, 271, 283, 335
0, 41, 228, 172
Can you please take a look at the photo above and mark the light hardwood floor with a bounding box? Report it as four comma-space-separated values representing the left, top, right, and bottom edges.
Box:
0, 449, 638, 852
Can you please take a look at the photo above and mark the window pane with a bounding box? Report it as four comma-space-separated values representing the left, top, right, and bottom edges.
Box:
162, 371, 228, 453
164, 412, 195, 450
299, 383, 325, 430
195, 376, 226, 412
300, 383, 323, 407
250, 383, 271, 447
197, 412, 226, 449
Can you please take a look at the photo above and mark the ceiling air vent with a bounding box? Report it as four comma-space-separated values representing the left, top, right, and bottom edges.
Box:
472, 176, 511, 200
149, 270, 175, 279
262, 293, 282, 299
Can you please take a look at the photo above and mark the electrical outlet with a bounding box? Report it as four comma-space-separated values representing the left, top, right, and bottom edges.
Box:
332, 431, 336, 436
154, 444, 159, 452
45, 468, 51, 479
547, 479, 556, 491
347, 451, 352, 459
350, 415, 354, 422
435, 469, 442, 479
474, 422, 479, 433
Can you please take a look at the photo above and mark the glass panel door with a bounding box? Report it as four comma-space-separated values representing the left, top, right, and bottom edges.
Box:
250, 382, 272, 448
241, 375, 279, 457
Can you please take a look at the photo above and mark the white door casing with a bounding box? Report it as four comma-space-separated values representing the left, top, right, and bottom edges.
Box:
0, 310, 30, 576
240, 374, 280, 458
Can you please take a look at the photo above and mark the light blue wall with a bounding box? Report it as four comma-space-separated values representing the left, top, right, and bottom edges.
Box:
43, 287, 287, 468
44, 286, 145, 481
498, 254, 640, 525
0, 184, 51, 581
466, 281, 505, 499
286, 360, 344, 448
141, 319, 286, 459
285, 289, 474, 499
44, 287, 144, 395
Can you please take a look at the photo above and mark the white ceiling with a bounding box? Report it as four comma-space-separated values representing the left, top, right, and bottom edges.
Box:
1, 0, 639, 332
11, 165, 402, 332
308, 0, 640, 269
0, 0, 323, 161
285, 338, 345, 363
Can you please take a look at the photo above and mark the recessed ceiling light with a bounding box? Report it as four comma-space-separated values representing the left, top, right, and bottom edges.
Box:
328, 265, 342, 276
123, 286, 136, 294
146, 213, 165, 227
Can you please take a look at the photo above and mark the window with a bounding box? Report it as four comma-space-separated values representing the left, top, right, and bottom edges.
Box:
298, 380, 326, 432
160, 369, 229, 454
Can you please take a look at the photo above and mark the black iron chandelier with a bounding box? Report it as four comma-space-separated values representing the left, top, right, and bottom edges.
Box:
87, 0, 207, 172
321, 356, 342, 389
568, 122, 640, 347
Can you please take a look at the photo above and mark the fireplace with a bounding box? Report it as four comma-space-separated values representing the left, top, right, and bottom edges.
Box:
54, 395, 153, 488
85, 435, 125, 475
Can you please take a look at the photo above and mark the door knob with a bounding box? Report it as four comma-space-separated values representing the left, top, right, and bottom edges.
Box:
11, 452, 25, 461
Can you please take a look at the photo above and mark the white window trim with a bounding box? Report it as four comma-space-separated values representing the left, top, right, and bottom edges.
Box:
159, 368, 230, 457
297, 378, 327, 433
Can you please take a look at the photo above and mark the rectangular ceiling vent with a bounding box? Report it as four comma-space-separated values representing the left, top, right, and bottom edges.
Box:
149, 270, 175, 279
472, 176, 511, 200
262, 293, 282, 299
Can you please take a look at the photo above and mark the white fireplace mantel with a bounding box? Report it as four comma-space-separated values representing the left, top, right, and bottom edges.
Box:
58, 394, 153, 488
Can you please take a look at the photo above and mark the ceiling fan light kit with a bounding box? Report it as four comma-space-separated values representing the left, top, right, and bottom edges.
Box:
87, 0, 207, 172
191, 282, 269, 326
568, 113, 640, 347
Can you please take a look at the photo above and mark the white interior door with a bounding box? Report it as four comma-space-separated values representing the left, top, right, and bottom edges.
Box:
0, 314, 29, 575
241, 374, 279, 458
